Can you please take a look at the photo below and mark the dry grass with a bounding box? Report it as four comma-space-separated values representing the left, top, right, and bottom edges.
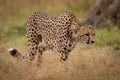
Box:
0, 43, 120, 80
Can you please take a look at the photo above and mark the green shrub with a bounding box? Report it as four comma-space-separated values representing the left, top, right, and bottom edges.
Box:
6, 24, 25, 37
95, 27, 120, 50
0, 24, 26, 43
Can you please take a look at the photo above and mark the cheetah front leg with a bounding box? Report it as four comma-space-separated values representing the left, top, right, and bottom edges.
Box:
60, 52, 69, 61
59, 52, 69, 72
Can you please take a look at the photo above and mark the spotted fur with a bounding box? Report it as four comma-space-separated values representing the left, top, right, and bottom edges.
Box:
8, 11, 95, 66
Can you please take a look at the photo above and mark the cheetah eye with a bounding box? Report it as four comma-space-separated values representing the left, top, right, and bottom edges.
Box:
85, 33, 89, 36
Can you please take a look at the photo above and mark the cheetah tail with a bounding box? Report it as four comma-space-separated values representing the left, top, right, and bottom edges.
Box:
8, 48, 22, 60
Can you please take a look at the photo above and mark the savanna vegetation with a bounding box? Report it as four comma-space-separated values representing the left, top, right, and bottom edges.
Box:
0, 0, 120, 80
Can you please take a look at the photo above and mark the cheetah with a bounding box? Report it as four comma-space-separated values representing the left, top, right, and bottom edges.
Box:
8, 11, 95, 66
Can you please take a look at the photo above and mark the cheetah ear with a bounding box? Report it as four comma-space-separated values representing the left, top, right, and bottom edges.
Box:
87, 25, 96, 30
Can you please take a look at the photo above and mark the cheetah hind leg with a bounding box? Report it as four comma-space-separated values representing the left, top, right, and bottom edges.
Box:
36, 45, 46, 68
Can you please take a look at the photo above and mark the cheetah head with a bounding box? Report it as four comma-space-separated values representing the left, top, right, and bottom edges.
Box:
75, 25, 95, 45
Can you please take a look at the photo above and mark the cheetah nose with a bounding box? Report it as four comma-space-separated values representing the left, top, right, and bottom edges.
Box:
91, 41, 95, 44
